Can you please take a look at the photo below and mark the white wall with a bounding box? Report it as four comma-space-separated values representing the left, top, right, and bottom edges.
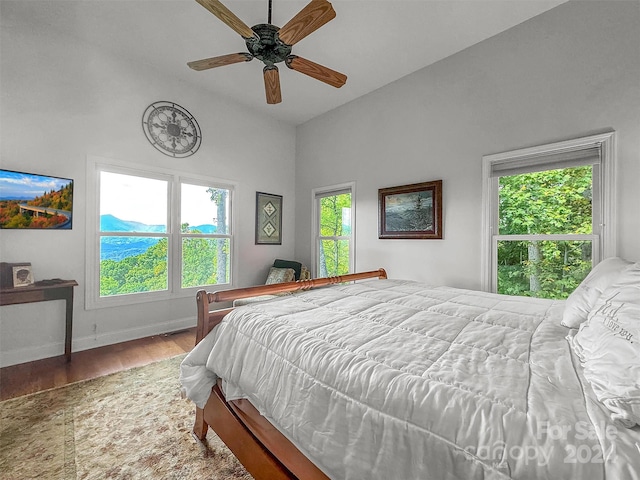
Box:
0, 9, 296, 366
295, 0, 640, 287
2, 0, 639, 368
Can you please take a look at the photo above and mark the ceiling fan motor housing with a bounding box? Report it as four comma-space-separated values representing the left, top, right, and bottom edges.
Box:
246, 24, 292, 67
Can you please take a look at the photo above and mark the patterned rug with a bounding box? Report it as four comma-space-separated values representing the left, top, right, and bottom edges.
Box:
0, 355, 253, 479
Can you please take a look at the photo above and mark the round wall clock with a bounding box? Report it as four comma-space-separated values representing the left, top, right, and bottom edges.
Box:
142, 101, 201, 158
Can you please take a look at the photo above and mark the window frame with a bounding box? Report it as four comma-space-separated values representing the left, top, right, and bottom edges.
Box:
85, 157, 236, 309
480, 132, 616, 293
311, 182, 356, 278
176, 177, 234, 289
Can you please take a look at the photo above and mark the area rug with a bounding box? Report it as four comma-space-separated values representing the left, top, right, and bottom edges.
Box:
0, 355, 253, 479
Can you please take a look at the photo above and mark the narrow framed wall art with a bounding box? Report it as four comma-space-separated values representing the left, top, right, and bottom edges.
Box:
255, 192, 283, 245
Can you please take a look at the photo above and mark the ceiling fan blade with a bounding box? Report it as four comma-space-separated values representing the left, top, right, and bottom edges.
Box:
195, 0, 258, 39
187, 52, 253, 71
285, 55, 346, 88
277, 0, 336, 46
263, 65, 282, 104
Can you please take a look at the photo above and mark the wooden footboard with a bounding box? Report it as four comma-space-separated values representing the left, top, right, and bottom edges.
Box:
194, 268, 388, 345
198, 381, 330, 480
192, 268, 387, 480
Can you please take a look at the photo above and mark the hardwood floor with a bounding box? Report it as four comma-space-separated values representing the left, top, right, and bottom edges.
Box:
0, 328, 195, 401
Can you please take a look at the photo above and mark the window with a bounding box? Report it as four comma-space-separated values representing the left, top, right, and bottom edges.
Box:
86, 159, 234, 308
313, 183, 355, 277
180, 182, 231, 289
481, 132, 616, 299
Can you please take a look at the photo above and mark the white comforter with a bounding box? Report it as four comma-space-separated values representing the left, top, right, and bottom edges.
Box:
180, 279, 640, 480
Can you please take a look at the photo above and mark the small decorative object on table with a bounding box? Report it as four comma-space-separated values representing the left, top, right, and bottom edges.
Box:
12, 265, 34, 287
0, 262, 33, 288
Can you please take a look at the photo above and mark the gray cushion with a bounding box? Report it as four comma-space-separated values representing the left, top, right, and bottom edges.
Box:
273, 259, 302, 280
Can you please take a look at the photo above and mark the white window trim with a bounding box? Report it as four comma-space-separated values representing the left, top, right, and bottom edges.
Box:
480, 132, 616, 292
311, 182, 356, 278
85, 156, 237, 309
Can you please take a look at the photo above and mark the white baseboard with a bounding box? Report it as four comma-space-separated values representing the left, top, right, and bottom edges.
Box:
0, 316, 196, 368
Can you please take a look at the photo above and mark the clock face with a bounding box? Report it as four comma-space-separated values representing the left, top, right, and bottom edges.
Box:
142, 101, 201, 157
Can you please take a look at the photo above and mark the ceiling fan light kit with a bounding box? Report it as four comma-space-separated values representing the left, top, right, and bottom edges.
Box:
189, 0, 347, 105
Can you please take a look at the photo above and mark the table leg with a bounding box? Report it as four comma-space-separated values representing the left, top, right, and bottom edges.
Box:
64, 288, 73, 362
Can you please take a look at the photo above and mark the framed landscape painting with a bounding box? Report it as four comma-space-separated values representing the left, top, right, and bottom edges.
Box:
378, 180, 443, 239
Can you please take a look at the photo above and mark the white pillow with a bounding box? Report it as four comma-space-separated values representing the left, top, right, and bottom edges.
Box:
562, 257, 632, 328
570, 262, 640, 427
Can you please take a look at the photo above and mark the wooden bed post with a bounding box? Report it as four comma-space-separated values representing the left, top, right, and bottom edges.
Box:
193, 407, 209, 441
196, 290, 235, 345
194, 290, 233, 439
195, 290, 209, 346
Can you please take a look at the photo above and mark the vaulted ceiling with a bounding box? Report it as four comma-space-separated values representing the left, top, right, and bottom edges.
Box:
4, 0, 568, 125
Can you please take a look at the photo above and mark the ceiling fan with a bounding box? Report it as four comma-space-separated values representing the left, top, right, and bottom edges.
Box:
188, 0, 347, 104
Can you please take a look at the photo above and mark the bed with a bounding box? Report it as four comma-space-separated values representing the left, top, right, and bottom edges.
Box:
180, 262, 640, 480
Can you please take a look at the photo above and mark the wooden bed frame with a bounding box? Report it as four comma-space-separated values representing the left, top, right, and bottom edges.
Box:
192, 268, 388, 480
